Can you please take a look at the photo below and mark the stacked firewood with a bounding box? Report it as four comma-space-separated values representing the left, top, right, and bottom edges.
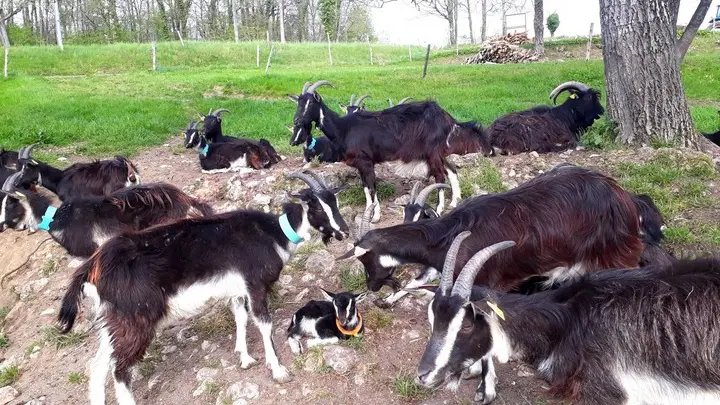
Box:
464, 32, 539, 64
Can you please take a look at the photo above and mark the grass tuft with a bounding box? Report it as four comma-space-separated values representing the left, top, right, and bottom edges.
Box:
341, 336, 365, 351
42, 327, 87, 349
68, 372, 87, 384
0, 333, 8, 348
339, 264, 366, 292
0, 365, 20, 387
364, 308, 393, 330
339, 183, 396, 206
391, 370, 432, 400
459, 159, 506, 197
193, 306, 235, 338
580, 118, 618, 150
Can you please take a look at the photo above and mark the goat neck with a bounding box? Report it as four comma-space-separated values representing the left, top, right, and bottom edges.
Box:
278, 202, 312, 248
316, 103, 343, 141
30, 161, 64, 194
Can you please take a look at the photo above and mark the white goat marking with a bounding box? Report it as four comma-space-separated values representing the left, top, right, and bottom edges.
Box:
307, 336, 340, 348
167, 272, 249, 319
617, 369, 720, 405
256, 320, 290, 381
363, 187, 373, 210
89, 326, 113, 405
388, 160, 430, 179
538, 353, 555, 375
92, 226, 114, 249
436, 189, 446, 215
426, 308, 465, 385
480, 356, 498, 403
0, 195, 7, 225
446, 168, 461, 208
113, 377, 136, 405
427, 298, 435, 332
319, 108, 325, 129
18, 198, 38, 232
378, 255, 402, 268
274, 243, 291, 264
544, 262, 586, 288
318, 198, 342, 233
352, 246, 368, 257
488, 314, 511, 363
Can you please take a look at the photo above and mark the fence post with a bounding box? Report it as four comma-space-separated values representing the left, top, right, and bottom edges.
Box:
586, 23, 594, 61
265, 45, 275, 74
327, 33, 333, 65
409, 44, 412, 61
151, 41, 157, 71
369, 46, 373, 65
422, 44, 430, 78
256, 44, 260, 67
3, 48, 8, 78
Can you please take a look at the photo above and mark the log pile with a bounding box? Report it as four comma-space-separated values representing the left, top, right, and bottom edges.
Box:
464, 32, 539, 64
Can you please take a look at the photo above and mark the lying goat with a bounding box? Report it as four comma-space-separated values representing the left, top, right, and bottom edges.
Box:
15, 144, 140, 201
1, 172, 212, 256
184, 121, 281, 172
488, 81, 604, 154
387, 97, 414, 107
197, 108, 232, 142
0, 147, 18, 169
57, 170, 349, 405
287, 288, 367, 354
417, 232, 720, 405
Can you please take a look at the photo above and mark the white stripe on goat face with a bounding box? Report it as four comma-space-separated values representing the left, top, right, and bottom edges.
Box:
0, 195, 7, 224
293, 127, 303, 145
426, 307, 465, 384
318, 198, 342, 234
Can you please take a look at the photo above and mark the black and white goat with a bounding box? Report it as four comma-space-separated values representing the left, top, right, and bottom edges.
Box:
57, 171, 349, 405
197, 108, 232, 143
287, 288, 367, 354
417, 232, 720, 405
0, 147, 18, 169
184, 121, 281, 172
15, 144, 140, 201
702, 110, 720, 147
0, 172, 212, 256
339, 94, 370, 115
488, 81, 605, 154
290, 80, 493, 222
403, 182, 450, 223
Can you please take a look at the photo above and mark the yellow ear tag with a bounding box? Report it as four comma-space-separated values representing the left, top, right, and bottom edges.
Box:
487, 301, 506, 321
569, 93, 578, 99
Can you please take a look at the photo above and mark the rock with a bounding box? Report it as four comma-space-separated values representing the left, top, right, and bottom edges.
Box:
404, 330, 421, 341
216, 395, 247, 405
517, 364, 535, 378
301, 273, 315, 282
508, 168, 517, 177
293, 288, 310, 303
148, 374, 162, 390
278, 275, 293, 286
196, 367, 219, 382
252, 194, 272, 206
225, 177, 245, 201
305, 251, 335, 273
393, 194, 411, 206
0, 386, 19, 404
301, 383, 313, 396
322, 345, 359, 374
303, 353, 324, 372
201, 341, 218, 353
529, 151, 540, 158
39, 308, 55, 316
353, 373, 365, 386
265, 176, 276, 184
161, 345, 177, 355
18, 278, 49, 300
193, 380, 216, 397
226, 381, 260, 400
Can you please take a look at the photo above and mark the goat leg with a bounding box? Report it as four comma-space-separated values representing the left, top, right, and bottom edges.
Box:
374, 267, 439, 308
473, 357, 498, 405
231, 296, 258, 369
357, 161, 381, 223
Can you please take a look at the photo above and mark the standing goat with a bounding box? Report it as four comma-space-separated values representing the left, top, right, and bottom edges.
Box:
287, 288, 367, 354
14, 144, 140, 201
488, 81, 604, 154
57, 171, 349, 405
0, 172, 212, 256
290, 80, 493, 222
417, 232, 720, 405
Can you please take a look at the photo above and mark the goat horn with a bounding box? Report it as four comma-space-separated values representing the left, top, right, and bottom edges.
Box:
355, 94, 370, 107
286, 171, 324, 193
414, 183, 450, 208
19, 143, 38, 159
349, 94, 356, 106
439, 231, 471, 295
387, 99, 394, 107
409, 181, 421, 203
301, 82, 311, 94
398, 97, 414, 104
451, 241, 517, 299
549, 81, 591, 104
1, 171, 22, 193
187, 121, 199, 131
357, 203, 376, 240
211, 108, 230, 116
302, 169, 328, 189
306, 80, 334, 95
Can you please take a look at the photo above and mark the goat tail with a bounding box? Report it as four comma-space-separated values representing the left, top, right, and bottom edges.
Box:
58, 258, 94, 333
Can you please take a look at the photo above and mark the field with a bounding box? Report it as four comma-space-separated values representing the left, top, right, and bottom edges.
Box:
0, 34, 719, 405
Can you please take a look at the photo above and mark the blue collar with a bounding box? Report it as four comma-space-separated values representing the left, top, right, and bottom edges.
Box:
38, 206, 58, 231
279, 213, 303, 244
200, 144, 209, 157
307, 138, 317, 150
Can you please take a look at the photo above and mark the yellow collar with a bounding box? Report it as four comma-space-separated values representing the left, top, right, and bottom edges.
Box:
336, 313, 363, 336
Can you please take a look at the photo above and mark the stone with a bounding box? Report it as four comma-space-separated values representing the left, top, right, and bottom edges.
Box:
301, 383, 313, 396
39, 308, 55, 316
393, 194, 411, 206
293, 288, 310, 303
201, 341, 218, 353
517, 364, 535, 378
18, 278, 49, 300
322, 345, 359, 374
225, 177, 245, 201
278, 275, 293, 286
301, 273, 315, 282
226, 381, 260, 400
305, 251, 335, 273
193, 379, 216, 397
196, 367, 219, 382
529, 151, 540, 158
148, 374, 162, 390
353, 373, 365, 386
161, 345, 177, 355
252, 194, 272, 206
0, 386, 19, 404
265, 176, 276, 184
508, 168, 517, 177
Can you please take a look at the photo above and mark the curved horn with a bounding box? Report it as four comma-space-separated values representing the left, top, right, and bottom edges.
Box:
387, 99, 394, 107
409, 181, 421, 203
357, 203, 376, 240
287, 171, 324, 193
439, 231, 471, 295
349, 94, 356, 106
211, 108, 230, 116
451, 241, 516, 299
19, 143, 38, 159
306, 80, 334, 95
355, 94, 370, 106
414, 183, 450, 208
397, 97, 414, 105
2, 172, 22, 193
549, 81, 591, 104
187, 121, 199, 131
301, 82, 312, 94
302, 170, 328, 189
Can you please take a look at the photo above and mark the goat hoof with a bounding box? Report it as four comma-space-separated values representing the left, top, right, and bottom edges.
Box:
239, 356, 258, 369
474, 385, 496, 405
272, 366, 293, 383
373, 298, 392, 309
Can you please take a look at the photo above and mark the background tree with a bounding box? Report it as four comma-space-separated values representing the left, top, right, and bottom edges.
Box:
488, 0, 525, 35
532, 0, 541, 54
676, 0, 712, 63
545, 11, 557, 37
412, 0, 459, 45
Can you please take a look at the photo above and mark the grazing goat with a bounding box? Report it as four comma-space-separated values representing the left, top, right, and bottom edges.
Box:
338, 164, 646, 308
488, 81, 604, 154
57, 171, 349, 405
702, 110, 720, 147
15, 144, 140, 201
403, 182, 450, 223
417, 232, 720, 405
197, 108, 232, 143
290, 80, 493, 222
287, 288, 367, 354
184, 121, 281, 172
0, 172, 212, 256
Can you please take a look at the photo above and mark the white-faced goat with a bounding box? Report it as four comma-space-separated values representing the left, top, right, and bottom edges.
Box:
0, 172, 212, 256
57, 170, 349, 405
14, 144, 140, 201
487, 81, 605, 154
183, 121, 281, 172
417, 232, 720, 405
339, 164, 655, 309
287, 288, 368, 354
290, 80, 493, 222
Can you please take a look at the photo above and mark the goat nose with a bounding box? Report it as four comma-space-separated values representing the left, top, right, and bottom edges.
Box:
416, 371, 431, 386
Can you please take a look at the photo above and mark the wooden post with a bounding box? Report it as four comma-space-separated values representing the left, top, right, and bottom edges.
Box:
456, 41, 459, 56
256, 44, 260, 67
265, 45, 275, 74
266, 30, 270, 46
422, 44, 430, 78
175, 28, 185, 46
408, 45, 412, 61
3, 48, 8, 79
369, 46, 373, 65
586, 22, 594, 61
52, 0, 64, 50
327, 33, 333, 65
151, 41, 157, 71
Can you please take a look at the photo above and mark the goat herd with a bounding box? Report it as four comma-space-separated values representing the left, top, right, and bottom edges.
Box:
0, 78, 719, 405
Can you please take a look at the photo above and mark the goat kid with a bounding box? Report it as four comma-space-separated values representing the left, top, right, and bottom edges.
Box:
417, 232, 720, 405
15, 144, 140, 201
338, 94, 370, 115
287, 288, 368, 354
57, 171, 349, 405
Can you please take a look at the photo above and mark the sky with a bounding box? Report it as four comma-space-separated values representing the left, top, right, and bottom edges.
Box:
371, 0, 720, 46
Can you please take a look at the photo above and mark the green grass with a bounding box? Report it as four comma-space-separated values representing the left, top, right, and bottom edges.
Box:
42, 326, 87, 349
339, 183, 396, 207
0, 365, 20, 387
341, 336, 365, 351
391, 370, 432, 400
364, 308, 393, 330
459, 159, 507, 197
192, 306, 235, 338
339, 264, 366, 292
68, 372, 87, 384
0, 333, 8, 348
0, 308, 9, 321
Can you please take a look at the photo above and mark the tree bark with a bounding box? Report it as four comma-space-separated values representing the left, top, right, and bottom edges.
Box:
676, 0, 712, 63
533, 0, 542, 55
52, 0, 63, 49
231, 0, 239, 41
465, 0, 474, 43
480, 0, 486, 41
278, 0, 285, 42
599, 0, 697, 148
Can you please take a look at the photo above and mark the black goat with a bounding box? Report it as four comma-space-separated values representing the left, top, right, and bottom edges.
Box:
702, 110, 720, 147
633, 193, 675, 267
339, 94, 370, 115
488, 81, 605, 154
15, 144, 140, 201
1, 172, 213, 256
197, 108, 232, 143
290, 80, 493, 222
0, 148, 18, 169
287, 288, 367, 354
403, 182, 450, 223
417, 232, 720, 405
387, 97, 414, 107
57, 171, 349, 405
184, 121, 281, 172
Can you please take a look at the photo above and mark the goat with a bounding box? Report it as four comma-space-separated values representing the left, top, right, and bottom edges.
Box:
387, 97, 414, 107
702, 110, 720, 147
632, 193, 675, 267
338, 164, 646, 308
339, 94, 370, 115
0, 148, 18, 169
287, 288, 367, 354
15, 144, 141, 202
183, 121, 281, 172
0, 172, 213, 256
290, 80, 493, 222
417, 232, 720, 405
197, 108, 232, 143
57, 170, 349, 405
403, 182, 450, 223
487, 81, 605, 155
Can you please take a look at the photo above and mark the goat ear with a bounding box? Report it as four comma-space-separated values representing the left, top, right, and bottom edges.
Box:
287, 94, 299, 103
313, 93, 322, 102
336, 246, 368, 261
197, 113, 206, 119
320, 288, 335, 301
332, 184, 349, 194
338, 103, 346, 111
355, 291, 369, 303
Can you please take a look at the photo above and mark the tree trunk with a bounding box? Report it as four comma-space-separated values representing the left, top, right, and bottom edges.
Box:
231, 0, 239, 41
0, 18, 9, 48
465, 0, 474, 43
599, 0, 698, 148
480, 0, 486, 41
501, 10, 506, 35
676, 0, 712, 63
533, 0, 543, 55
278, 0, 285, 42
52, 0, 63, 49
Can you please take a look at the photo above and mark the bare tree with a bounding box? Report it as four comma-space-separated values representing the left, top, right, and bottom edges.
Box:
1, 1, 29, 47
480, 0, 485, 41
676, 0, 712, 63
52, 0, 61, 49
489, 0, 525, 35
462, 0, 473, 43
278, 0, 285, 42
413, 0, 460, 45
532, 0, 541, 54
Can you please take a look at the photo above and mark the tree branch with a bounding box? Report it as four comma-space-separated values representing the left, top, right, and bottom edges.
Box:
676, 0, 712, 63
1, 0, 30, 22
